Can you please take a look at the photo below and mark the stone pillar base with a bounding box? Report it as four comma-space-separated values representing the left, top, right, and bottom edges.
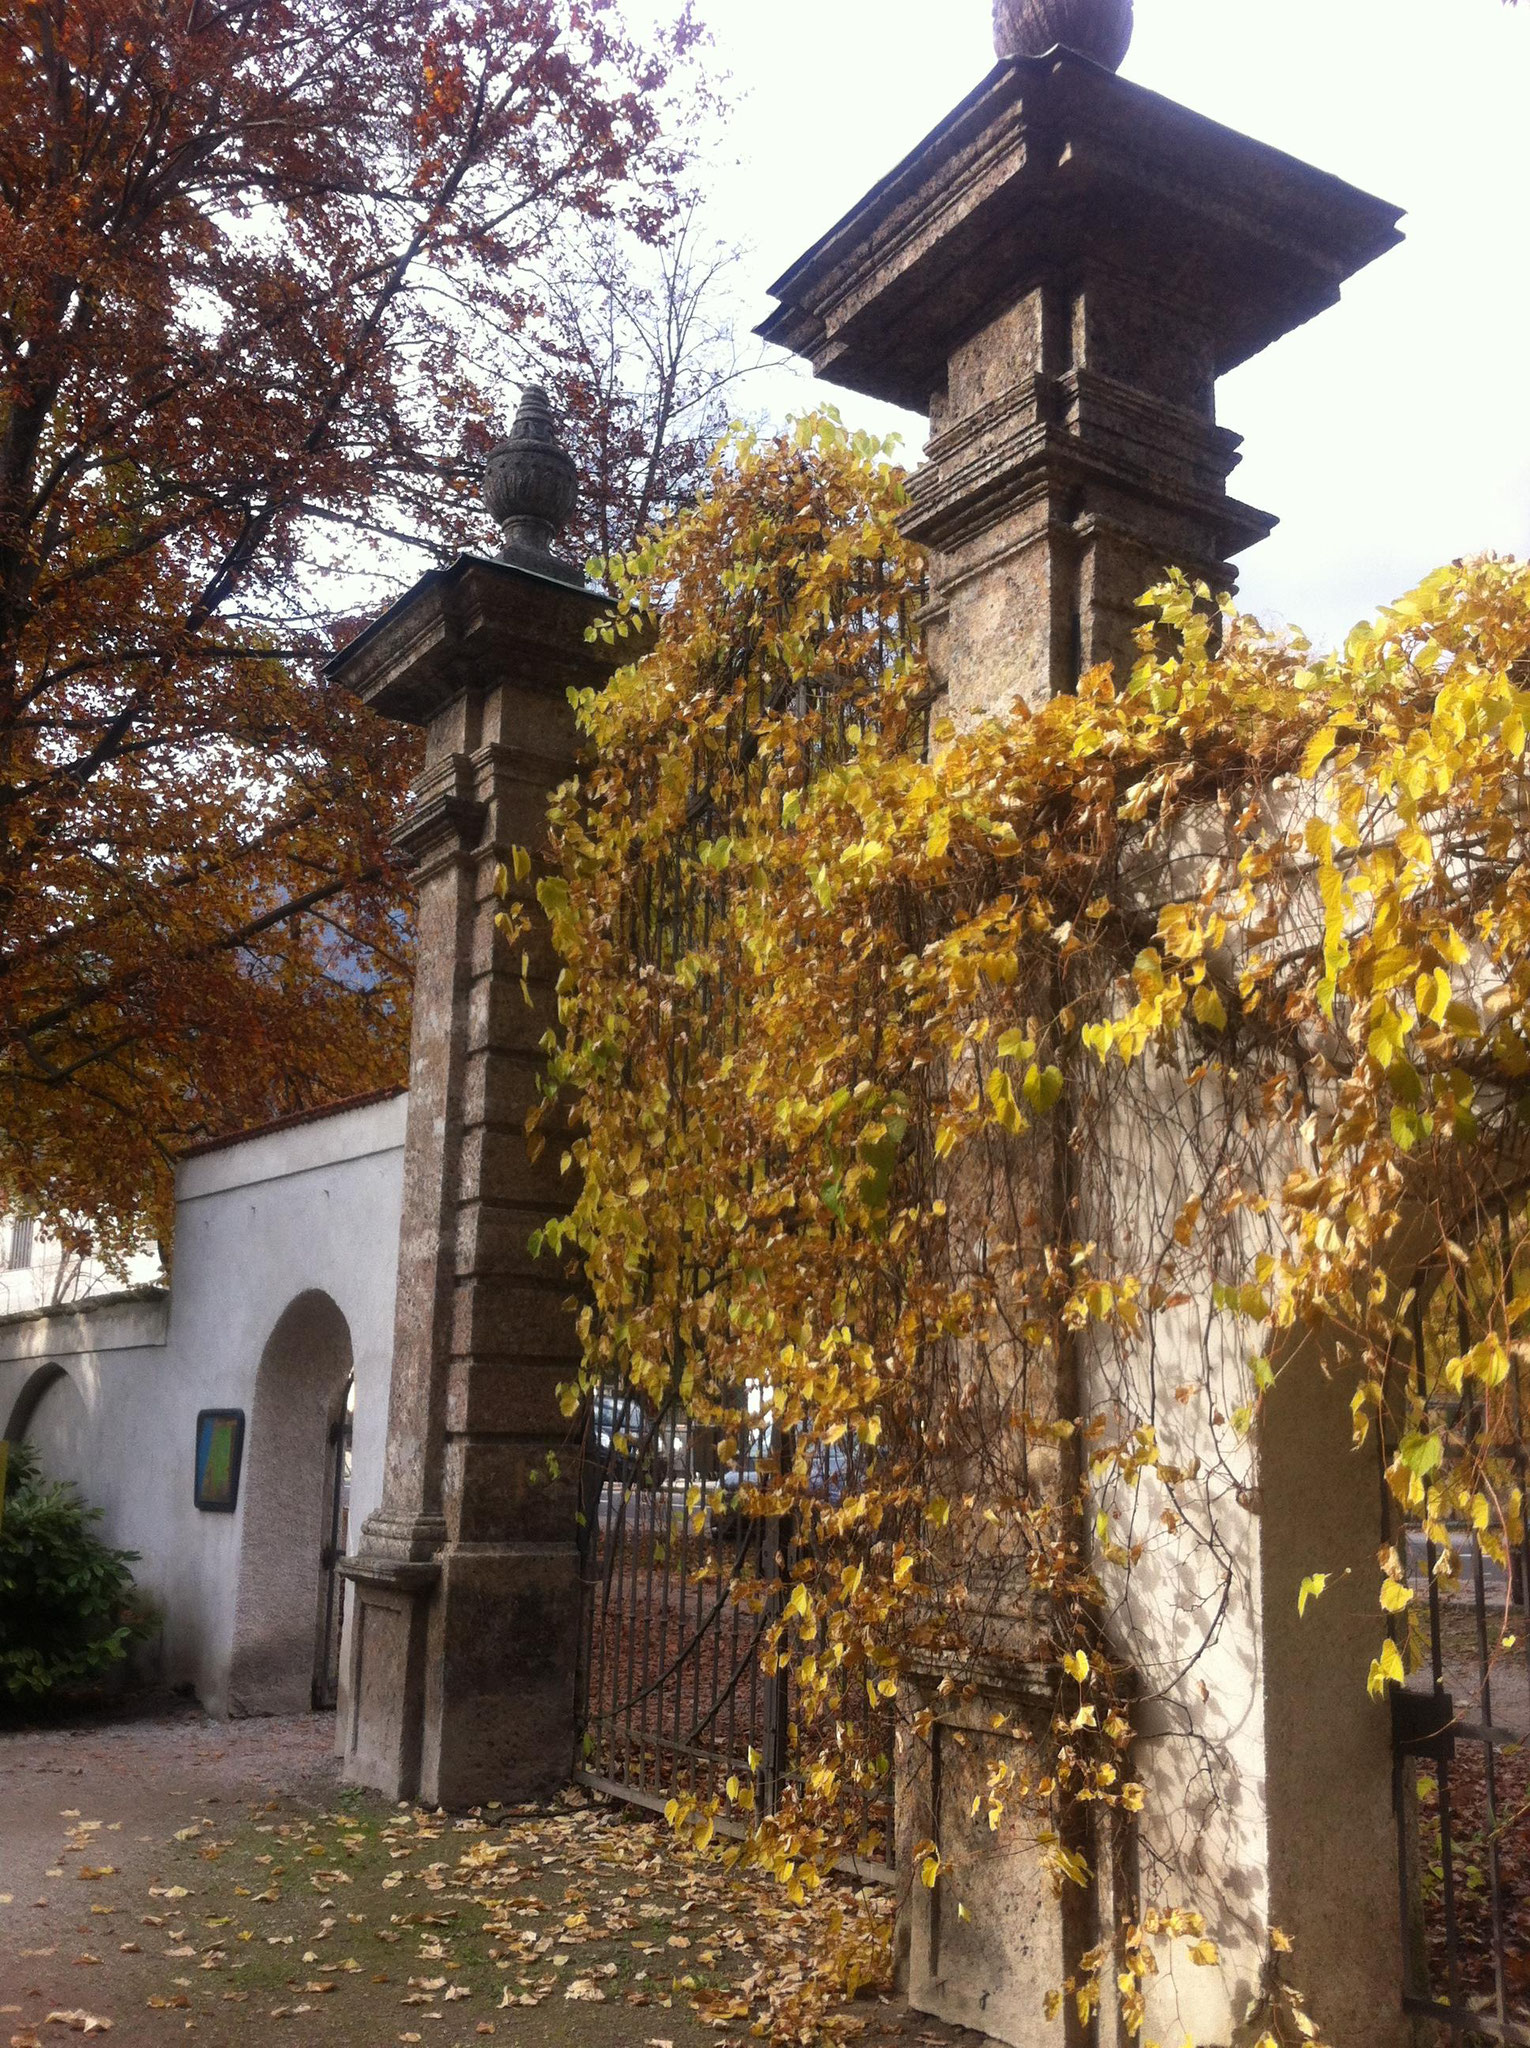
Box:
420, 1542, 581, 1810
342, 1540, 581, 1809
901, 1657, 1099, 2048
338, 1552, 438, 1801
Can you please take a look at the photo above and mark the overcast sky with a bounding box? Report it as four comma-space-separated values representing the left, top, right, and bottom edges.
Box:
639, 0, 1529, 650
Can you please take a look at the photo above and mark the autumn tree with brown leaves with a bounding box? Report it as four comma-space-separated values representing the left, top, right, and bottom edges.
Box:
0, 0, 702, 1262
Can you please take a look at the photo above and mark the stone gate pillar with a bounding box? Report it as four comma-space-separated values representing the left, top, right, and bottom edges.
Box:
329, 390, 619, 1808
760, 8, 1407, 2046
760, 16, 1401, 726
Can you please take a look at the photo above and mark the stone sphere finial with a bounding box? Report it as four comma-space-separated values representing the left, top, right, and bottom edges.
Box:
993, 0, 1133, 68
483, 385, 579, 573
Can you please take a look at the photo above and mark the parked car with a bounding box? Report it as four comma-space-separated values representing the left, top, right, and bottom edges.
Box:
708, 1428, 856, 1548
590, 1387, 687, 1490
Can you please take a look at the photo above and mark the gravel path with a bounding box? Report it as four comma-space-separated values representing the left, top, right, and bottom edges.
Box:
2, 1703, 339, 2043
0, 1701, 974, 2048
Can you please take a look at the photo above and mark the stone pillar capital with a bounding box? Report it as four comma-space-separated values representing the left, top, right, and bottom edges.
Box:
757, 52, 1401, 717
392, 753, 487, 870
350, 1508, 448, 1567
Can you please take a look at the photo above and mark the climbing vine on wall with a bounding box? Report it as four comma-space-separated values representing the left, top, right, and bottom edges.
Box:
508, 414, 1530, 2043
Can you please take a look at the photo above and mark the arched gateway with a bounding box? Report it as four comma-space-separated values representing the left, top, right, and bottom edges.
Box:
228, 1290, 355, 1716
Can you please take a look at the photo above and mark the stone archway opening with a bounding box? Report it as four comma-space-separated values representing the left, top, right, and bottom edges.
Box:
229, 1291, 353, 1717
5, 1361, 89, 1489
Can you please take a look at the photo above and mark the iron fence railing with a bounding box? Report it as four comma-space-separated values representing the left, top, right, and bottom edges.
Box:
574, 1387, 790, 1814
1393, 1195, 1530, 2046
573, 1385, 897, 1871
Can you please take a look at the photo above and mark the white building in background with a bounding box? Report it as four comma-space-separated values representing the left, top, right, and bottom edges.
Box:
0, 1210, 163, 1317
0, 1088, 406, 1718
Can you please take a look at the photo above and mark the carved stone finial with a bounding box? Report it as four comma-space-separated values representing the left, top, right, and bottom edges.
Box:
993, 0, 1133, 68
483, 385, 580, 577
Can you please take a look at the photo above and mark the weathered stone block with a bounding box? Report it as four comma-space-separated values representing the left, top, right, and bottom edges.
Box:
902, 1668, 1087, 2048
457, 1044, 548, 1131
339, 1564, 436, 1801
454, 1196, 571, 1282
445, 1357, 571, 1438
465, 917, 563, 993
419, 1543, 582, 1808
450, 1275, 580, 1361
442, 1437, 582, 1547
456, 1124, 573, 1209
466, 972, 563, 1057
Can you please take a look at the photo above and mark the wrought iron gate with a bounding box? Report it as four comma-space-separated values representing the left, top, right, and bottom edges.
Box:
313, 1376, 354, 1712
574, 1384, 897, 1874
568, 563, 914, 1849
1392, 1195, 1530, 2044
574, 1386, 792, 1815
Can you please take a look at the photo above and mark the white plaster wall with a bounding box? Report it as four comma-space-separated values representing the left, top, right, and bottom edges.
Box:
1079, 1054, 1276, 2048
1079, 1045, 1404, 2048
0, 1093, 406, 1717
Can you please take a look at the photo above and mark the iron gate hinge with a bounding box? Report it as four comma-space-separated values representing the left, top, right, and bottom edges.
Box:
1391, 1685, 1456, 1761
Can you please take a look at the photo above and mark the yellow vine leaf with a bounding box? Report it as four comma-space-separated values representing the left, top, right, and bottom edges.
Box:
1367, 1639, 1407, 1699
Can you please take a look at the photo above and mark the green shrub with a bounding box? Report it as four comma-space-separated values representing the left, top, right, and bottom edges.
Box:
0, 1439, 151, 1706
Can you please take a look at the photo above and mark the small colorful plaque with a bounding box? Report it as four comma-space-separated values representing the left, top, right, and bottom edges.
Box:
194, 1409, 245, 1513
